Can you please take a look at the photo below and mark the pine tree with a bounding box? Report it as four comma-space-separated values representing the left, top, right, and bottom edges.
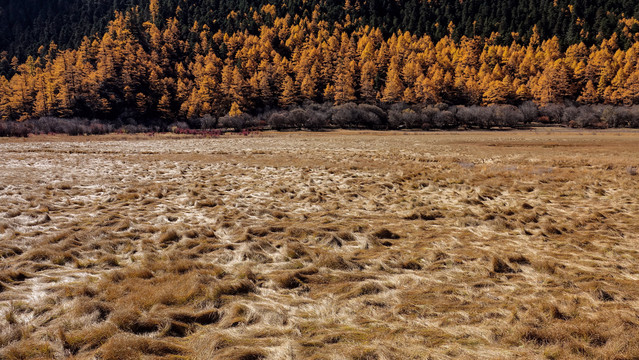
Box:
333, 60, 357, 104
300, 74, 316, 101
483, 80, 509, 104
381, 58, 404, 103
621, 70, 639, 105
359, 60, 377, 103
577, 80, 599, 104
280, 75, 297, 107
228, 101, 243, 116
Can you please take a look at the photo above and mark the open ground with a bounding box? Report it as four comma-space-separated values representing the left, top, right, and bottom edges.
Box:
1, 129, 639, 359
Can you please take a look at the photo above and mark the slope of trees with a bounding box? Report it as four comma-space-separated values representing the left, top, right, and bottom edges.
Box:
3, 0, 639, 73
2, 4, 639, 129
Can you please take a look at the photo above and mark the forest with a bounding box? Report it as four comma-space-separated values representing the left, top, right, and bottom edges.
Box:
2, 1, 639, 133
4, 0, 639, 65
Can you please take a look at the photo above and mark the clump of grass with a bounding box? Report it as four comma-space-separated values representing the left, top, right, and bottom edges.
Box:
508, 253, 530, 265
372, 228, 400, 239
58, 182, 73, 190
170, 308, 220, 325
109, 307, 162, 334
21, 247, 75, 265
2, 340, 55, 359
246, 227, 270, 237
533, 259, 563, 274
196, 198, 220, 208
5, 209, 21, 218
398, 258, 423, 270
0, 245, 23, 258
96, 334, 184, 360
344, 281, 386, 298
158, 229, 180, 244
209, 279, 256, 301
491, 256, 516, 274
214, 346, 267, 360
60, 322, 118, 353
73, 299, 113, 320
287, 227, 312, 238
113, 220, 131, 231
98, 254, 120, 267
220, 303, 260, 328
337, 231, 356, 242
542, 223, 563, 235
324, 235, 343, 248
285, 242, 308, 259
272, 271, 303, 289
582, 283, 616, 302
316, 253, 356, 270
420, 210, 444, 220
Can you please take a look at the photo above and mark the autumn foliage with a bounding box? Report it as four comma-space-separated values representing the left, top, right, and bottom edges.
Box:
2, 6, 639, 125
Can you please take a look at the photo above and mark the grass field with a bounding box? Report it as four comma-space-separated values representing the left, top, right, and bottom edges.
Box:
1, 129, 639, 359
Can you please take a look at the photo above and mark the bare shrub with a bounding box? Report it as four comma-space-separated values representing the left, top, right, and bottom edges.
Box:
218, 114, 256, 131
331, 103, 385, 129
0, 121, 29, 137
388, 107, 421, 129
268, 111, 294, 130
199, 114, 217, 129
455, 105, 494, 128
492, 104, 524, 127
433, 110, 456, 129
419, 106, 440, 129
519, 101, 539, 123
539, 104, 565, 124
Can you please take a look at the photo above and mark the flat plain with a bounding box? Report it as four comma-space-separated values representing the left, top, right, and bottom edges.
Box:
1, 129, 639, 360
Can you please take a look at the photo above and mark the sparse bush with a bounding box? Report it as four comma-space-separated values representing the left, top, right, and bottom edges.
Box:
419, 106, 440, 129
566, 106, 601, 128
433, 110, 456, 129
200, 114, 217, 129
2, 102, 639, 138
218, 113, 256, 131
268, 111, 291, 130
331, 103, 385, 129
388, 108, 421, 129
539, 104, 565, 124
169, 121, 189, 131
519, 101, 539, 123
455, 105, 494, 128
492, 104, 524, 127
0, 121, 29, 137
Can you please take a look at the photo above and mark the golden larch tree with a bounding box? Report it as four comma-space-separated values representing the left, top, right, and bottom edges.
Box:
381, 58, 404, 103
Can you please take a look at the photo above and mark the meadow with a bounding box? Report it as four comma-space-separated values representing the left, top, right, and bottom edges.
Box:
1, 129, 638, 359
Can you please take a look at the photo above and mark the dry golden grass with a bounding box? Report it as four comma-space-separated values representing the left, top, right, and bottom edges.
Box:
0, 129, 639, 359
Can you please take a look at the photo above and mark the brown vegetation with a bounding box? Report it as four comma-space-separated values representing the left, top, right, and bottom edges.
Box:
0, 130, 638, 359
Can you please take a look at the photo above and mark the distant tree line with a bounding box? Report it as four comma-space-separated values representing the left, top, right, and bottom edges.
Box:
3, 102, 639, 137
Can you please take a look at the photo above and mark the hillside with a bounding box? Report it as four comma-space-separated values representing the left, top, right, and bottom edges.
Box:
3, 0, 639, 66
